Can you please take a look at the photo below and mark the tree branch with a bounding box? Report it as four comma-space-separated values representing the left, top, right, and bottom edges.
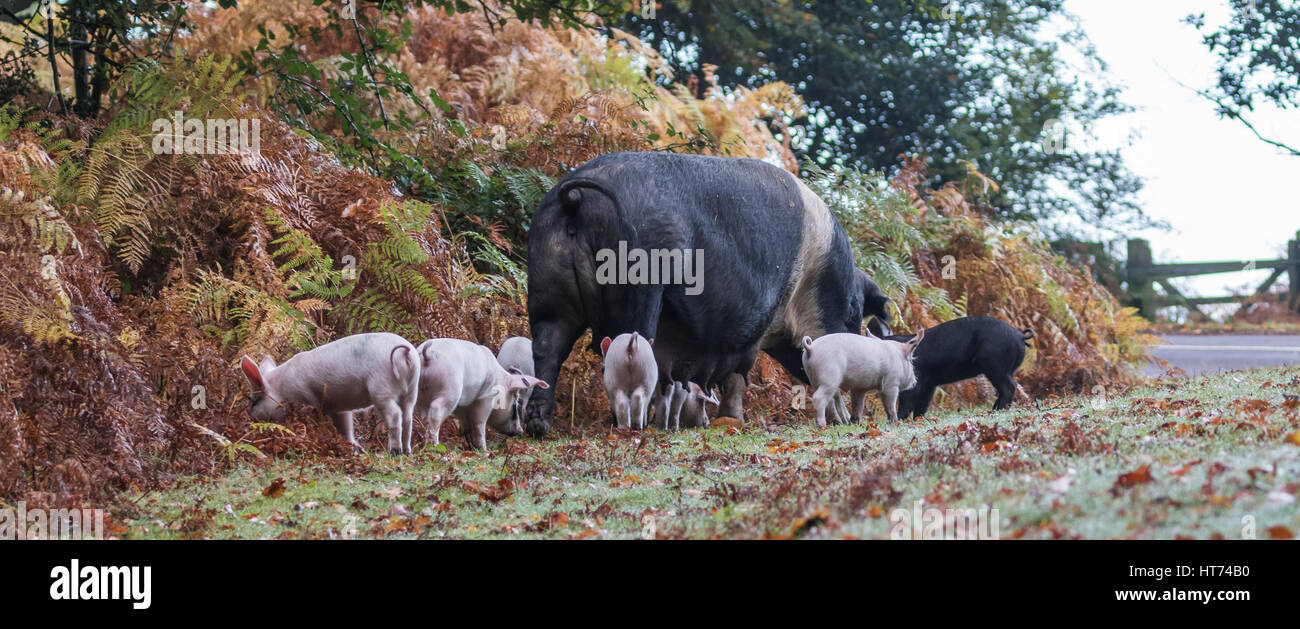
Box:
1165, 66, 1300, 157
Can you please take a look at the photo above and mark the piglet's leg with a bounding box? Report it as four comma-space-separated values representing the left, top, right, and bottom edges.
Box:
460, 399, 493, 451
668, 386, 687, 431
835, 391, 857, 424
880, 388, 900, 423
424, 398, 455, 448
400, 394, 417, 455
654, 385, 670, 430
612, 394, 631, 429
849, 390, 867, 424
811, 385, 836, 429
329, 411, 363, 453
633, 391, 653, 431
376, 400, 405, 454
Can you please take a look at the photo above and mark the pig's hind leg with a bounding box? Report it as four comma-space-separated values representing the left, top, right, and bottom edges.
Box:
423, 397, 456, 448
399, 391, 417, 454
526, 317, 585, 437
611, 393, 632, 429
631, 390, 651, 431
987, 373, 1017, 411
810, 385, 838, 428
376, 400, 406, 454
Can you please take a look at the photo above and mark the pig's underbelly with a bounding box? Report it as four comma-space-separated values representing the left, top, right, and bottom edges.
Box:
315, 380, 379, 413
839, 373, 888, 392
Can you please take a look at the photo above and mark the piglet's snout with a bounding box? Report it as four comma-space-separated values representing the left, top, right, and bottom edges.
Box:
505, 402, 525, 436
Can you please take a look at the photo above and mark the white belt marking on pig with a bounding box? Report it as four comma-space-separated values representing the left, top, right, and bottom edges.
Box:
1158, 345, 1300, 352
761, 175, 834, 349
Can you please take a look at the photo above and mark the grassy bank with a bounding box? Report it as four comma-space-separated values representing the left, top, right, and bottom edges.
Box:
119, 366, 1300, 540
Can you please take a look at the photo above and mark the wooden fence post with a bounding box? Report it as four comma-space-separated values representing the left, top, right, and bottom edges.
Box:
1289, 231, 1299, 313
1127, 238, 1155, 320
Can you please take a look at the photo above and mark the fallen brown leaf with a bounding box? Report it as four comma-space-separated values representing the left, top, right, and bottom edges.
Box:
262, 477, 286, 498
1112, 465, 1154, 491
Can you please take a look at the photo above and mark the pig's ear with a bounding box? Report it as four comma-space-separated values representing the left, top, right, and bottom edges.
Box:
240, 355, 264, 390
648, 337, 654, 346
600, 336, 612, 356
904, 329, 925, 356
531, 376, 549, 390
699, 387, 720, 406
258, 355, 277, 374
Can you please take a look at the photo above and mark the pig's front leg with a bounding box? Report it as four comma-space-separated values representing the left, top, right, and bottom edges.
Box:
718, 373, 745, 421
460, 398, 494, 450
848, 390, 867, 424
829, 392, 851, 425
652, 383, 673, 429
328, 411, 364, 453
668, 385, 687, 431
880, 387, 900, 423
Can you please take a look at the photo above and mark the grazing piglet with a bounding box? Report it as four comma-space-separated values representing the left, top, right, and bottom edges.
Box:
417, 338, 548, 450
651, 381, 686, 431
652, 381, 720, 430
884, 317, 1033, 417
801, 330, 924, 426
676, 382, 720, 429
239, 332, 420, 454
488, 337, 536, 434
601, 332, 657, 430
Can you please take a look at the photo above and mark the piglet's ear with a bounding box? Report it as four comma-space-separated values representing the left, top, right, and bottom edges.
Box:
600, 336, 612, 356
240, 355, 264, 390
904, 329, 925, 357
534, 378, 549, 390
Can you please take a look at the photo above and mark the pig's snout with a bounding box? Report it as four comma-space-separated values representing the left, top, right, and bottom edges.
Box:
504, 401, 526, 437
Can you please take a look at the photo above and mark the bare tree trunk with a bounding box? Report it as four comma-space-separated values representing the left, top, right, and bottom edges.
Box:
70, 1, 94, 117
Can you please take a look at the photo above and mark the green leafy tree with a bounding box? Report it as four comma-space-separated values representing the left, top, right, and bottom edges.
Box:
622, 0, 1148, 234
0, 0, 203, 116
1187, 0, 1300, 156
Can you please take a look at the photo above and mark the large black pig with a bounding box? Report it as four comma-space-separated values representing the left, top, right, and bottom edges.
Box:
524, 152, 884, 436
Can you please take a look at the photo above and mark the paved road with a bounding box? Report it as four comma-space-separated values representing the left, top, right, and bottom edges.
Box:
1147, 335, 1300, 377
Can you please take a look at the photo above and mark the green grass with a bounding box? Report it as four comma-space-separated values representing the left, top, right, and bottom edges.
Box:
122, 367, 1300, 539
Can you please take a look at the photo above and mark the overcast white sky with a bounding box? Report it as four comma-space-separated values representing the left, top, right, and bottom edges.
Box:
1066, 0, 1298, 301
